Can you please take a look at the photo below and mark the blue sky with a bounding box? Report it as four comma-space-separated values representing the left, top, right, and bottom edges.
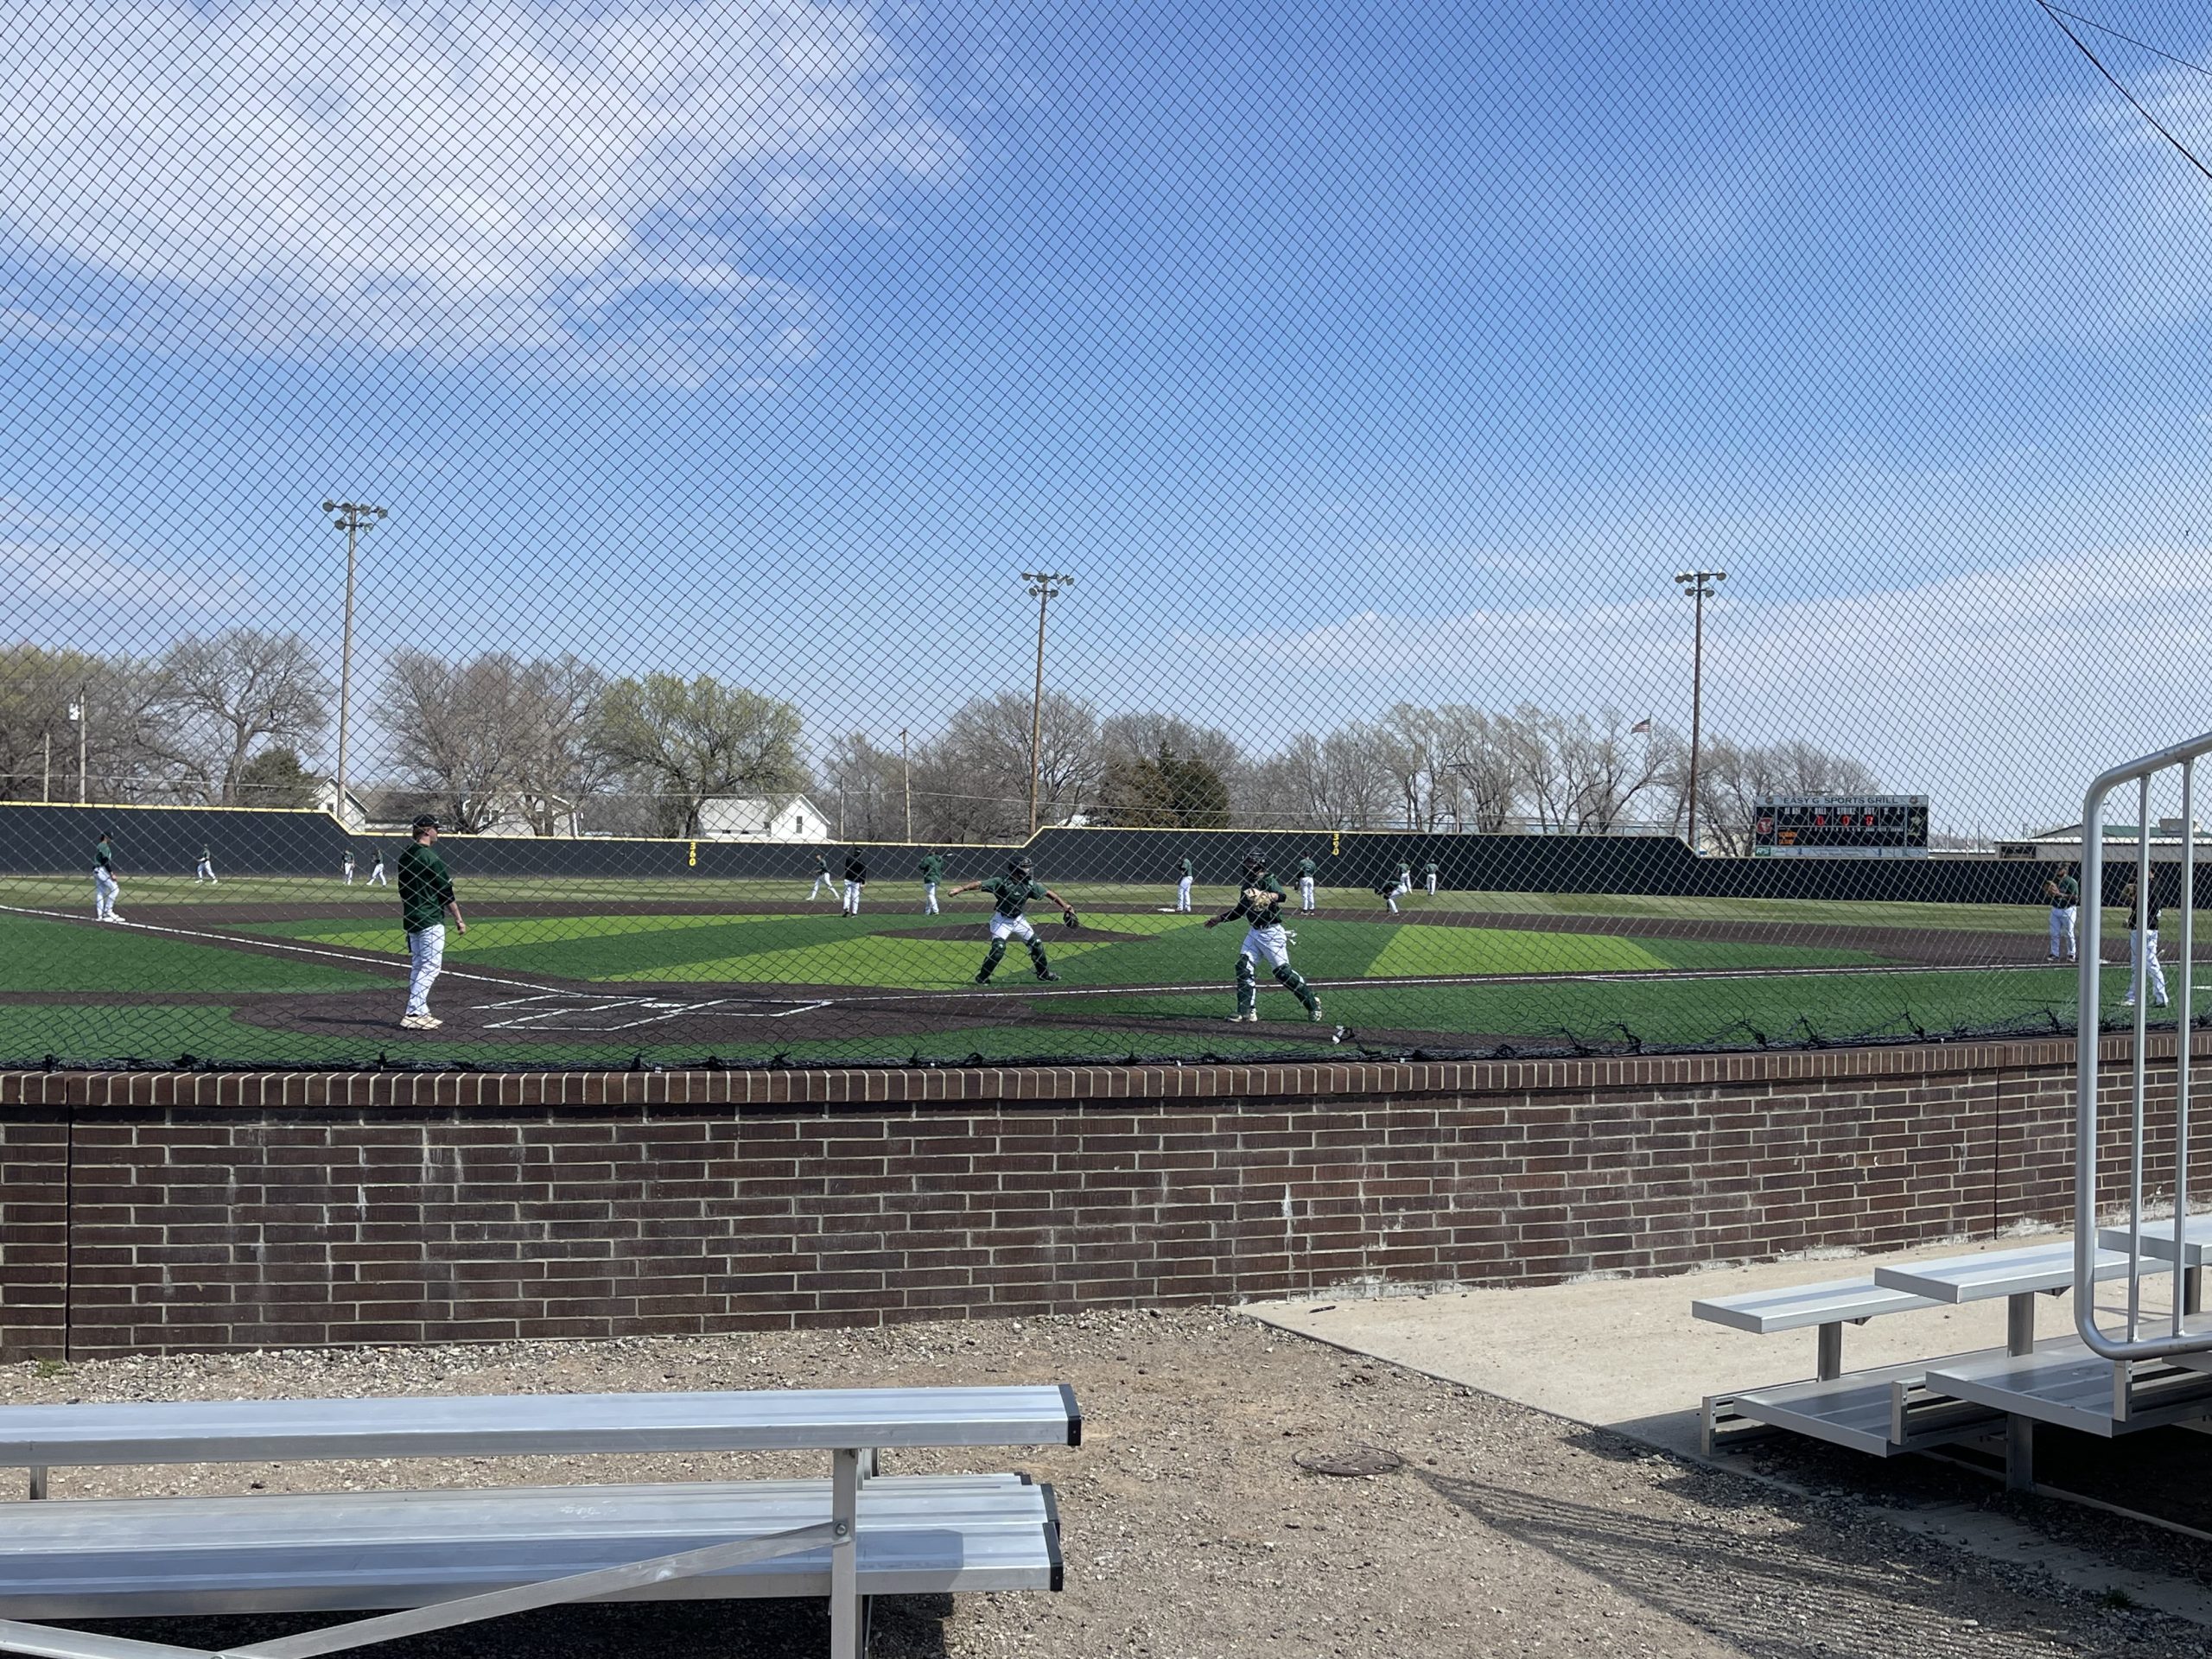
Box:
5, 0, 2212, 831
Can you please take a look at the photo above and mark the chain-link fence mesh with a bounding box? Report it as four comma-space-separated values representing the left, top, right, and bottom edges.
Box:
4, 1, 2210, 1071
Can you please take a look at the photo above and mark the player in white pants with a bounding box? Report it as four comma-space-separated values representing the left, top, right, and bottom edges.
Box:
919, 851, 945, 913
92, 832, 123, 922
194, 846, 218, 885
1423, 860, 1438, 897
841, 850, 867, 915
367, 849, 388, 887
2044, 862, 2078, 962
1296, 855, 1318, 914
1205, 852, 1323, 1022
397, 816, 466, 1030
808, 852, 836, 900
1175, 856, 1193, 912
948, 856, 1074, 982
342, 850, 356, 885
2123, 880, 2170, 1009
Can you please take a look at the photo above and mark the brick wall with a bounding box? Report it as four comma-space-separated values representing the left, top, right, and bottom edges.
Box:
0, 1037, 2198, 1360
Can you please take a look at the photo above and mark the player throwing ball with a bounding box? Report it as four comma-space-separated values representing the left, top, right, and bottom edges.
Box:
946, 855, 1074, 984
1205, 851, 1324, 1023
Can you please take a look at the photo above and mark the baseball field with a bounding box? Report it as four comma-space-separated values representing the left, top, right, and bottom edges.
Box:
0, 869, 2173, 1069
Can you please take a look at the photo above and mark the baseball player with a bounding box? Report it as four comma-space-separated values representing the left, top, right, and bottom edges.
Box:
1395, 861, 1413, 901
1423, 859, 1439, 897
947, 855, 1073, 983
1205, 850, 1323, 1023
2043, 861, 2079, 963
841, 849, 868, 916
397, 814, 465, 1030
2121, 879, 2171, 1010
1175, 855, 1194, 913
808, 851, 837, 901
919, 849, 946, 914
342, 849, 356, 886
92, 831, 123, 922
366, 847, 389, 887
1377, 871, 1401, 915
1296, 855, 1318, 914
194, 844, 218, 886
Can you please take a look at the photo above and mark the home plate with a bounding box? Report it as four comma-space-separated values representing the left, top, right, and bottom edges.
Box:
478, 993, 832, 1032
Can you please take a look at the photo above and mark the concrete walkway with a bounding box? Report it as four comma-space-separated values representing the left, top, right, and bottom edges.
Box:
1247, 1231, 2212, 1627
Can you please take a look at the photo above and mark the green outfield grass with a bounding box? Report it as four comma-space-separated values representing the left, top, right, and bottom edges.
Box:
0, 872, 2181, 1067
239, 906, 1886, 989
0, 868, 2152, 941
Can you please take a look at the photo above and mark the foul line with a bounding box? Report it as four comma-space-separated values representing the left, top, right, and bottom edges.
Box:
0, 903, 553, 994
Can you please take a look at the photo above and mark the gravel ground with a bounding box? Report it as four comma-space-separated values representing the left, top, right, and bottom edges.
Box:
7, 1309, 2211, 1658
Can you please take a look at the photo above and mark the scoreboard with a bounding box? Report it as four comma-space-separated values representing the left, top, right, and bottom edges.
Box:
1753, 795, 1929, 858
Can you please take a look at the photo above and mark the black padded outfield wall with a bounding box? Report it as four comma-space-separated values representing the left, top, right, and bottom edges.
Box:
0, 800, 2149, 906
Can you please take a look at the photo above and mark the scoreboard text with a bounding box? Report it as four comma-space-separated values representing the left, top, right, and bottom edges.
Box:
1752, 795, 1930, 859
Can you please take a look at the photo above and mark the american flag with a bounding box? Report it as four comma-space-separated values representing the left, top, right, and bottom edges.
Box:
1630, 717, 1652, 734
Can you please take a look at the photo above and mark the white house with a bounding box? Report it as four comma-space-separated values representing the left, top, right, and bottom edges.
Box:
696, 794, 826, 842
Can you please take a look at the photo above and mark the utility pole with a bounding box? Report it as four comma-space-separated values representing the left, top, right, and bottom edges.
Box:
899, 728, 912, 844
321, 500, 387, 828
69, 691, 87, 805
1020, 571, 1074, 837
1672, 570, 1726, 852
42, 730, 51, 804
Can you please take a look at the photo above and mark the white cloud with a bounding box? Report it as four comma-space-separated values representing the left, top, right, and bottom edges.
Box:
0, 497, 256, 616
1157, 543, 2212, 830
0, 0, 964, 375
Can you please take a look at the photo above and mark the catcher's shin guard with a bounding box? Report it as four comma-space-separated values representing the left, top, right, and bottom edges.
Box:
1274, 963, 1320, 1014
1236, 952, 1258, 1019
1027, 938, 1052, 976
978, 939, 1008, 982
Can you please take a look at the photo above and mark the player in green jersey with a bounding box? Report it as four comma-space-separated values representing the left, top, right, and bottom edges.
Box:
1295, 855, 1317, 914
2043, 862, 2079, 963
1175, 855, 1193, 913
1205, 850, 1324, 1023
946, 855, 1075, 983
1423, 859, 1439, 897
919, 850, 946, 914
396, 816, 467, 1030
92, 831, 123, 922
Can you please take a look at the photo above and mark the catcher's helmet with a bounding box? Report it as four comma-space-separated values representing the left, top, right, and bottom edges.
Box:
1009, 855, 1033, 875
1242, 849, 1265, 871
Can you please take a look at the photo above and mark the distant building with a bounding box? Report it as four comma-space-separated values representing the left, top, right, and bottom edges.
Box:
2024, 817, 2207, 861
696, 794, 826, 842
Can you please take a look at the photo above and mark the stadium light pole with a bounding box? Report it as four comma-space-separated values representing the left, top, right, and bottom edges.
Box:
70, 690, 86, 804
322, 500, 387, 828
1673, 569, 1726, 852
1020, 571, 1074, 837
899, 728, 912, 843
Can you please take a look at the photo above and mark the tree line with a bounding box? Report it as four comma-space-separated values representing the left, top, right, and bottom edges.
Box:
0, 639, 1877, 848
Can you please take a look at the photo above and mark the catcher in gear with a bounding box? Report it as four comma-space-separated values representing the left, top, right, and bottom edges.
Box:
1205, 850, 1325, 1023
946, 855, 1076, 983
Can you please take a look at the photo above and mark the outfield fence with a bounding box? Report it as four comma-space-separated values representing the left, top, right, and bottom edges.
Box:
4, 3, 2209, 1071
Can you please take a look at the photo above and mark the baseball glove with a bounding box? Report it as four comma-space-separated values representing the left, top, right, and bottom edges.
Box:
1242, 887, 1272, 911
1062, 910, 1082, 930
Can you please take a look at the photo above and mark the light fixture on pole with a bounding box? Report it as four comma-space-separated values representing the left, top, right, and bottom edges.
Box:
1020, 571, 1075, 837
321, 500, 387, 827
1672, 569, 1726, 852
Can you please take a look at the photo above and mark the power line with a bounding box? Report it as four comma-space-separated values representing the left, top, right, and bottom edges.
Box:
2041, 5, 2212, 80
2031, 0, 2212, 183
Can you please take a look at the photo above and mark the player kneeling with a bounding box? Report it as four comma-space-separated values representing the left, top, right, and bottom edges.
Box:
1205, 851, 1324, 1023
947, 855, 1076, 984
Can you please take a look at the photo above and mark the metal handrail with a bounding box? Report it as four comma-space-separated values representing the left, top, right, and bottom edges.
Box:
2075, 731, 2205, 1359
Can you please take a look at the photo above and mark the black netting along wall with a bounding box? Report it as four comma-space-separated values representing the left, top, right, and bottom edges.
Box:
4, 1, 2210, 1071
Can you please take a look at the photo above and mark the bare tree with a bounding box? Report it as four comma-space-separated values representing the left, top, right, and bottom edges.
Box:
149, 631, 330, 805
1434, 704, 1517, 832
510, 655, 609, 835
1700, 736, 1881, 855
936, 690, 1099, 839
381, 652, 522, 833
817, 732, 907, 842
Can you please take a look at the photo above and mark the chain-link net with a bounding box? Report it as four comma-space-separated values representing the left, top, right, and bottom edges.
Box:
4, 2, 2210, 1071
